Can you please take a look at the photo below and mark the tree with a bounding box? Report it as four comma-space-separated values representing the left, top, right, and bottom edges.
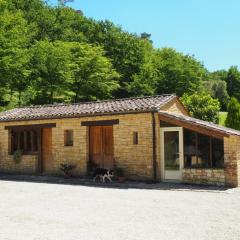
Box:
86, 20, 154, 97
225, 97, 240, 130
7, 0, 55, 42
69, 42, 120, 101
58, 0, 74, 6
140, 32, 153, 43
211, 80, 229, 110
152, 48, 207, 96
0, 0, 238, 113
52, 7, 87, 42
226, 66, 240, 101
181, 92, 220, 123
30, 41, 72, 104
209, 70, 228, 82
205, 76, 229, 111
0, 2, 31, 106
126, 62, 157, 96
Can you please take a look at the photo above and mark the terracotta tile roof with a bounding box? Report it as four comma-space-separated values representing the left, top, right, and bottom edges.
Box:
0, 94, 176, 122
159, 111, 240, 136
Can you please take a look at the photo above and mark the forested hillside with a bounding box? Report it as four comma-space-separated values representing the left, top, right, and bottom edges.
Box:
0, 0, 240, 120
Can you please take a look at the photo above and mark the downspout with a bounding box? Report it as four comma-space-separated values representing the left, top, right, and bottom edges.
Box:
151, 111, 157, 182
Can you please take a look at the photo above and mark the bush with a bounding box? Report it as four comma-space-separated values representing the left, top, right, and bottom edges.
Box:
13, 149, 23, 164
60, 163, 76, 177
225, 97, 240, 130
181, 92, 220, 123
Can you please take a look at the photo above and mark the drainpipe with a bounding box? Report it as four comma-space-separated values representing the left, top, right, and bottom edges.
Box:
151, 112, 157, 182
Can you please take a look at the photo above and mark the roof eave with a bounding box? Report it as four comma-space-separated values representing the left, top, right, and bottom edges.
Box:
0, 109, 159, 123
158, 111, 232, 138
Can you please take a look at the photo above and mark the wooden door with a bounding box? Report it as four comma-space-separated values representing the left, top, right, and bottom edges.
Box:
102, 126, 114, 169
89, 126, 114, 169
42, 128, 53, 173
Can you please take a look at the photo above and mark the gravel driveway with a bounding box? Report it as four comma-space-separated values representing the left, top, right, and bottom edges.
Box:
0, 178, 239, 240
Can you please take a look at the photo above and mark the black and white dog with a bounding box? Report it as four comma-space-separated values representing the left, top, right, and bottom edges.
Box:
93, 168, 114, 183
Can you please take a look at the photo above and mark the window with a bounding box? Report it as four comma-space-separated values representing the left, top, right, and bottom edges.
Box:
184, 129, 224, 169
184, 130, 198, 167
212, 138, 224, 168
133, 132, 138, 145
197, 133, 210, 168
32, 131, 38, 152
10, 130, 38, 154
64, 130, 73, 146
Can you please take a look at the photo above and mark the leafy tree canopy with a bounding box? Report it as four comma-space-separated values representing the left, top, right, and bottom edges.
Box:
181, 92, 220, 123
225, 97, 240, 130
0, 0, 239, 123
68, 42, 120, 101
226, 66, 240, 101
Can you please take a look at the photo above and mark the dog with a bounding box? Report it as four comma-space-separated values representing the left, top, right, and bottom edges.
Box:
93, 168, 114, 183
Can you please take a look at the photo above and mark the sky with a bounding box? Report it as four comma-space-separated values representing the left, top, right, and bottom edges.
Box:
49, 0, 240, 72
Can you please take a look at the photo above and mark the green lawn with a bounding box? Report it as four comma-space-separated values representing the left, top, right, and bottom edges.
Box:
219, 112, 227, 126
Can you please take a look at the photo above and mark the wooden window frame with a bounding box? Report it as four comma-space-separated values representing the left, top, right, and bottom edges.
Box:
133, 132, 138, 145
183, 129, 224, 169
9, 129, 39, 155
64, 130, 74, 147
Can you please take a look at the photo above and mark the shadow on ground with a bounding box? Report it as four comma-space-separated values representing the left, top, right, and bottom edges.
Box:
0, 174, 233, 192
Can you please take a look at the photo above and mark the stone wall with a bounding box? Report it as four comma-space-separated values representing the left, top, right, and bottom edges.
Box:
115, 117, 153, 179
0, 113, 154, 180
224, 135, 240, 187
0, 128, 38, 174
0, 154, 38, 175
161, 98, 189, 116
182, 168, 225, 185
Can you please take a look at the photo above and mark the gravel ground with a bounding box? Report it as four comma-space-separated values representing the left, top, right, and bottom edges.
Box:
0, 178, 240, 240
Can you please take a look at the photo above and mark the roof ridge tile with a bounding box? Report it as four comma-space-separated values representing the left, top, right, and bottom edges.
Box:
16, 94, 176, 109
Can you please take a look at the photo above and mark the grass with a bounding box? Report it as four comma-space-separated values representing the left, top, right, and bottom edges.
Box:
219, 112, 227, 126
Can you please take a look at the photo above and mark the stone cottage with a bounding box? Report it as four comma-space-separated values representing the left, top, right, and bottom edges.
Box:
0, 94, 239, 186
